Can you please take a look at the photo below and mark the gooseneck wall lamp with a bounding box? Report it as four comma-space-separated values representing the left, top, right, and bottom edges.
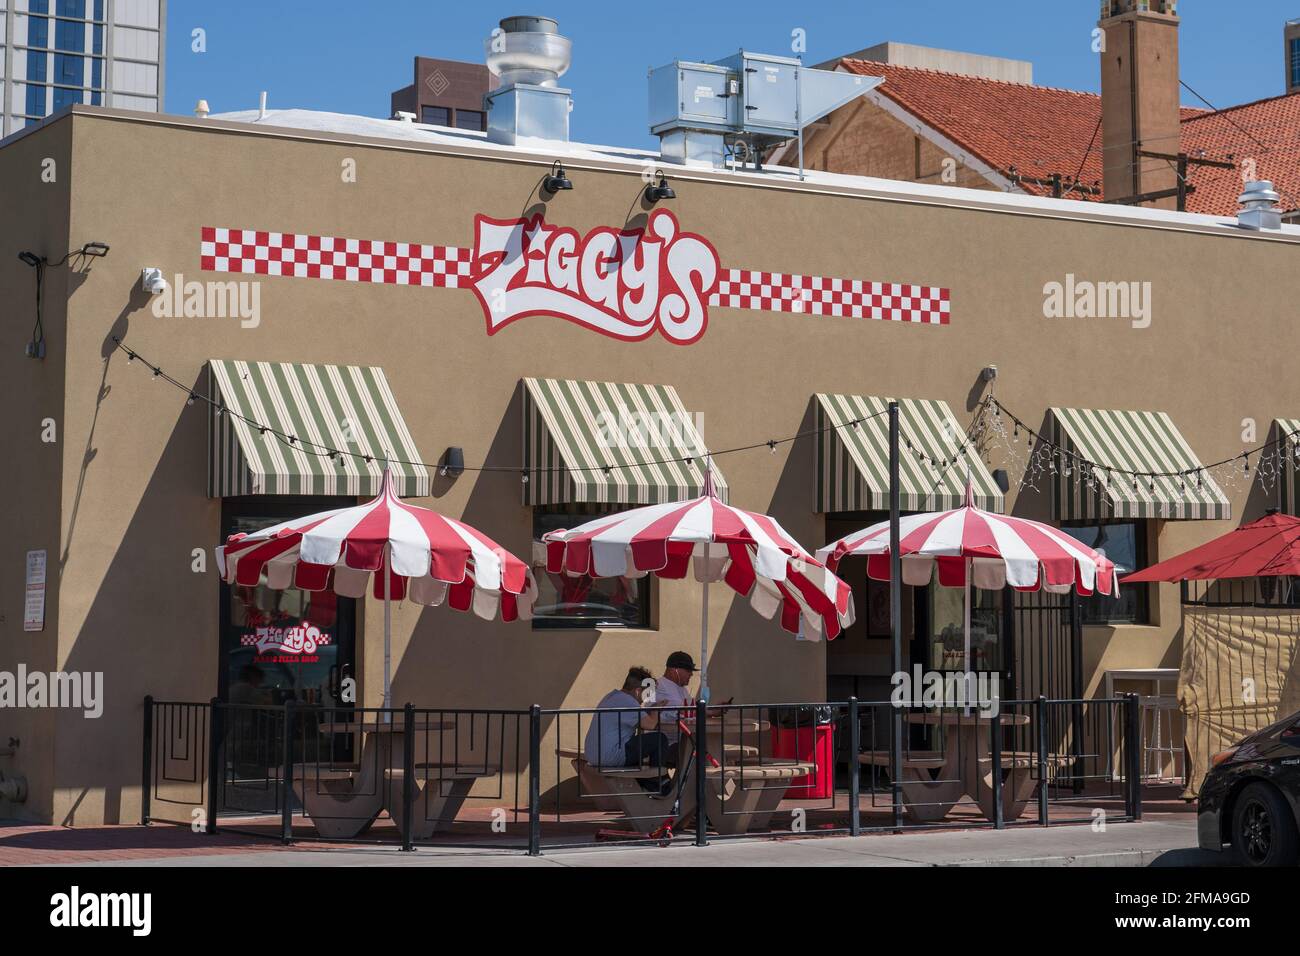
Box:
644, 170, 675, 204
542, 159, 573, 194
17, 241, 110, 359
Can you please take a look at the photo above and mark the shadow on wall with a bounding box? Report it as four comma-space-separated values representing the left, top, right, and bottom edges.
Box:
57, 328, 219, 825
391, 385, 600, 712
708, 401, 826, 705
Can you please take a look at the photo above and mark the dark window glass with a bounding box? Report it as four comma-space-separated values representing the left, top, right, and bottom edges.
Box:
57, 0, 86, 17
1292, 38, 1300, 88
532, 510, 651, 629
29, 0, 50, 14
26, 83, 46, 117
91, 57, 102, 89
54, 53, 83, 85
27, 52, 48, 82
1060, 522, 1150, 625
55, 18, 84, 52
928, 584, 1002, 672
90, 89, 101, 106
220, 506, 357, 706
94, 0, 104, 20
53, 86, 81, 110
92, 24, 103, 55
28, 16, 50, 49
455, 109, 485, 131
420, 105, 450, 126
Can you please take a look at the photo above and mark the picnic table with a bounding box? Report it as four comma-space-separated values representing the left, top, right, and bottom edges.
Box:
292, 718, 495, 839
859, 710, 1046, 823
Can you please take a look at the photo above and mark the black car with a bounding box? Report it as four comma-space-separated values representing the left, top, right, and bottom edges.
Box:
1198, 710, 1300, 866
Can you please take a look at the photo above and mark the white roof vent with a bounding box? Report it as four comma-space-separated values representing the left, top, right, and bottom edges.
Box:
1237, 179, 1282, 230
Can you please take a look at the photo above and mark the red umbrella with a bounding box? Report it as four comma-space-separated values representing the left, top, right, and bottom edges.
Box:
817, 480, 1118, 675
1121, 511, 1300, 582
216, 469, 535, 709
541, 470, 854, 698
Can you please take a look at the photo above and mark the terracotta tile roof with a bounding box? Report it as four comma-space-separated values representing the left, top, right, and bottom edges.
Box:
838, 58, 1299, 216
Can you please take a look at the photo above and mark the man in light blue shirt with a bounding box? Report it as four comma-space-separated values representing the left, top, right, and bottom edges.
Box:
584, 666, 657, 767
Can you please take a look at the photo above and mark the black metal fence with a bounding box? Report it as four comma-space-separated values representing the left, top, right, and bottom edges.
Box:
142, 693, 1145, 855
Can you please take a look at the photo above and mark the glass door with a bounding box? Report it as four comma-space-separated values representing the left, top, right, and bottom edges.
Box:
218, 499, 357, 707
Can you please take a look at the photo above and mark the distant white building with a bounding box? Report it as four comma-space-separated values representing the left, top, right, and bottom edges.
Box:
1, 0, 164, 137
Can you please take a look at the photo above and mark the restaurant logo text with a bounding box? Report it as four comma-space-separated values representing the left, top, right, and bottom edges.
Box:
241, 623, 331, 663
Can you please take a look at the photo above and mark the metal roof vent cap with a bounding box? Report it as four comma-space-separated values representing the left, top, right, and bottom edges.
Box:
1237, 179, 1282, 230
484, 15, 573, 145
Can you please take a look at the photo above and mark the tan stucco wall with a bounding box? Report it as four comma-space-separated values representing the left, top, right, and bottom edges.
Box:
6, 106, 1299, 823
0, 119, 72, 823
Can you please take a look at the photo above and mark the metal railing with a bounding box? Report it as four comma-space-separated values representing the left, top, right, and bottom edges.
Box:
142, 693, 1145, 854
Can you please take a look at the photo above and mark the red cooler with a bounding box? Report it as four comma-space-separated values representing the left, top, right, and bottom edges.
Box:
769, 723, 835, 799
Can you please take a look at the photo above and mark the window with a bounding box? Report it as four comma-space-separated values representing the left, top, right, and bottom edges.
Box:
531, 509, 651, 630
929, 584, 1002, 671
27, 52, 48, 82
54, 52, 83, 85
54, 19, 84, 53
455, 108, 485, 132
52, 86, 80, 110
28, 16, 50, 49
25, 83, 45, 117
420, 105, 449, 126
1061, 521, 1150, 625
1291, 37, 1300, 89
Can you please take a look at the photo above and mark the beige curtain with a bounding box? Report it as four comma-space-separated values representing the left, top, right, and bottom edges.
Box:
1179, 606, 1300, 797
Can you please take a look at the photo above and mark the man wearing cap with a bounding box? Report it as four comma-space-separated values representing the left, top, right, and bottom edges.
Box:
652, 651, 698, 744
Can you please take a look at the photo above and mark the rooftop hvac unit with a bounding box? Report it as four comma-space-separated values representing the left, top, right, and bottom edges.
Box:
648, 51, 884, 175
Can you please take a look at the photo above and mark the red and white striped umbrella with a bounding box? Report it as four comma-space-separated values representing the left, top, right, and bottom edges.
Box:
542, 477, 855, 695
816, 482, 1117, 680
815, 486, 1119, 597
216, 469, 535, 707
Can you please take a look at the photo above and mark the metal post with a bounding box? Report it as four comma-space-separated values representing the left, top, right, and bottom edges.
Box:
401, 702, 416, 852
1069, 592, 1085, 795
848, 697, 861, 837
1126, 693, 1144, 820
206, 697, 222, 834
1036, 696, 1049, 826
527, 704, 541, 856
695, 697, 709, 846
141, 695, 153, 826
281, 700, 295, 845
991, 711, 1004, 829
888, 401, 904, 831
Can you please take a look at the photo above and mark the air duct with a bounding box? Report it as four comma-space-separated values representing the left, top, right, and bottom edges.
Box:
648, 51, 883, 175
1237, 180, 1282, 230
484, 15, 573, 146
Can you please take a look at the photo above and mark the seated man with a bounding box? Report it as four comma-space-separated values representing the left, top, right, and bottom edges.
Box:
584, 666, 660, 768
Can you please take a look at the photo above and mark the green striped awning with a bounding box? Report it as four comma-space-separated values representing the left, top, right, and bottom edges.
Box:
1049, 407, 1229, 521
207, 360, 430, 498
1276, 419, 1300, 516
814, 394, 1004, 513
522, 378, 727, 506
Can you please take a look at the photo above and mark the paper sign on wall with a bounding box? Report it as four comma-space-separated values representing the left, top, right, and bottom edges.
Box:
24, 549, 47, 633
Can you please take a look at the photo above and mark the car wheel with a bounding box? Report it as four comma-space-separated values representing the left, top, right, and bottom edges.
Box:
1232, 782, 1299, 867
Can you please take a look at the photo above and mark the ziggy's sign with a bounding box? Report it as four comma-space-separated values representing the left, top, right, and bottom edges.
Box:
201, 209, 949, 345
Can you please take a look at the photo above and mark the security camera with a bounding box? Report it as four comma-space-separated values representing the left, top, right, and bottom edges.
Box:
141, 268, 167, 295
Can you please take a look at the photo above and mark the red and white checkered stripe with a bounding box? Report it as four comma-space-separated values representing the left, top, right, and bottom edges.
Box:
710, 268, 949, 324
200, 227, 474, 287
200, 227, 950, 324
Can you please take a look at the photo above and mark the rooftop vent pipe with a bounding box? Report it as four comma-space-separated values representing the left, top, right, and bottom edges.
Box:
484, 15, 573, 146
1237, 179, 1282, 230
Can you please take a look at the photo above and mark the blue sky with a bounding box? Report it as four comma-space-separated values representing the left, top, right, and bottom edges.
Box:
166, 1, 1300, 149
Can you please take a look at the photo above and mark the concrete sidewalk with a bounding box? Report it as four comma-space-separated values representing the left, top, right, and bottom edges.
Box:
34, 816, 1226, 867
